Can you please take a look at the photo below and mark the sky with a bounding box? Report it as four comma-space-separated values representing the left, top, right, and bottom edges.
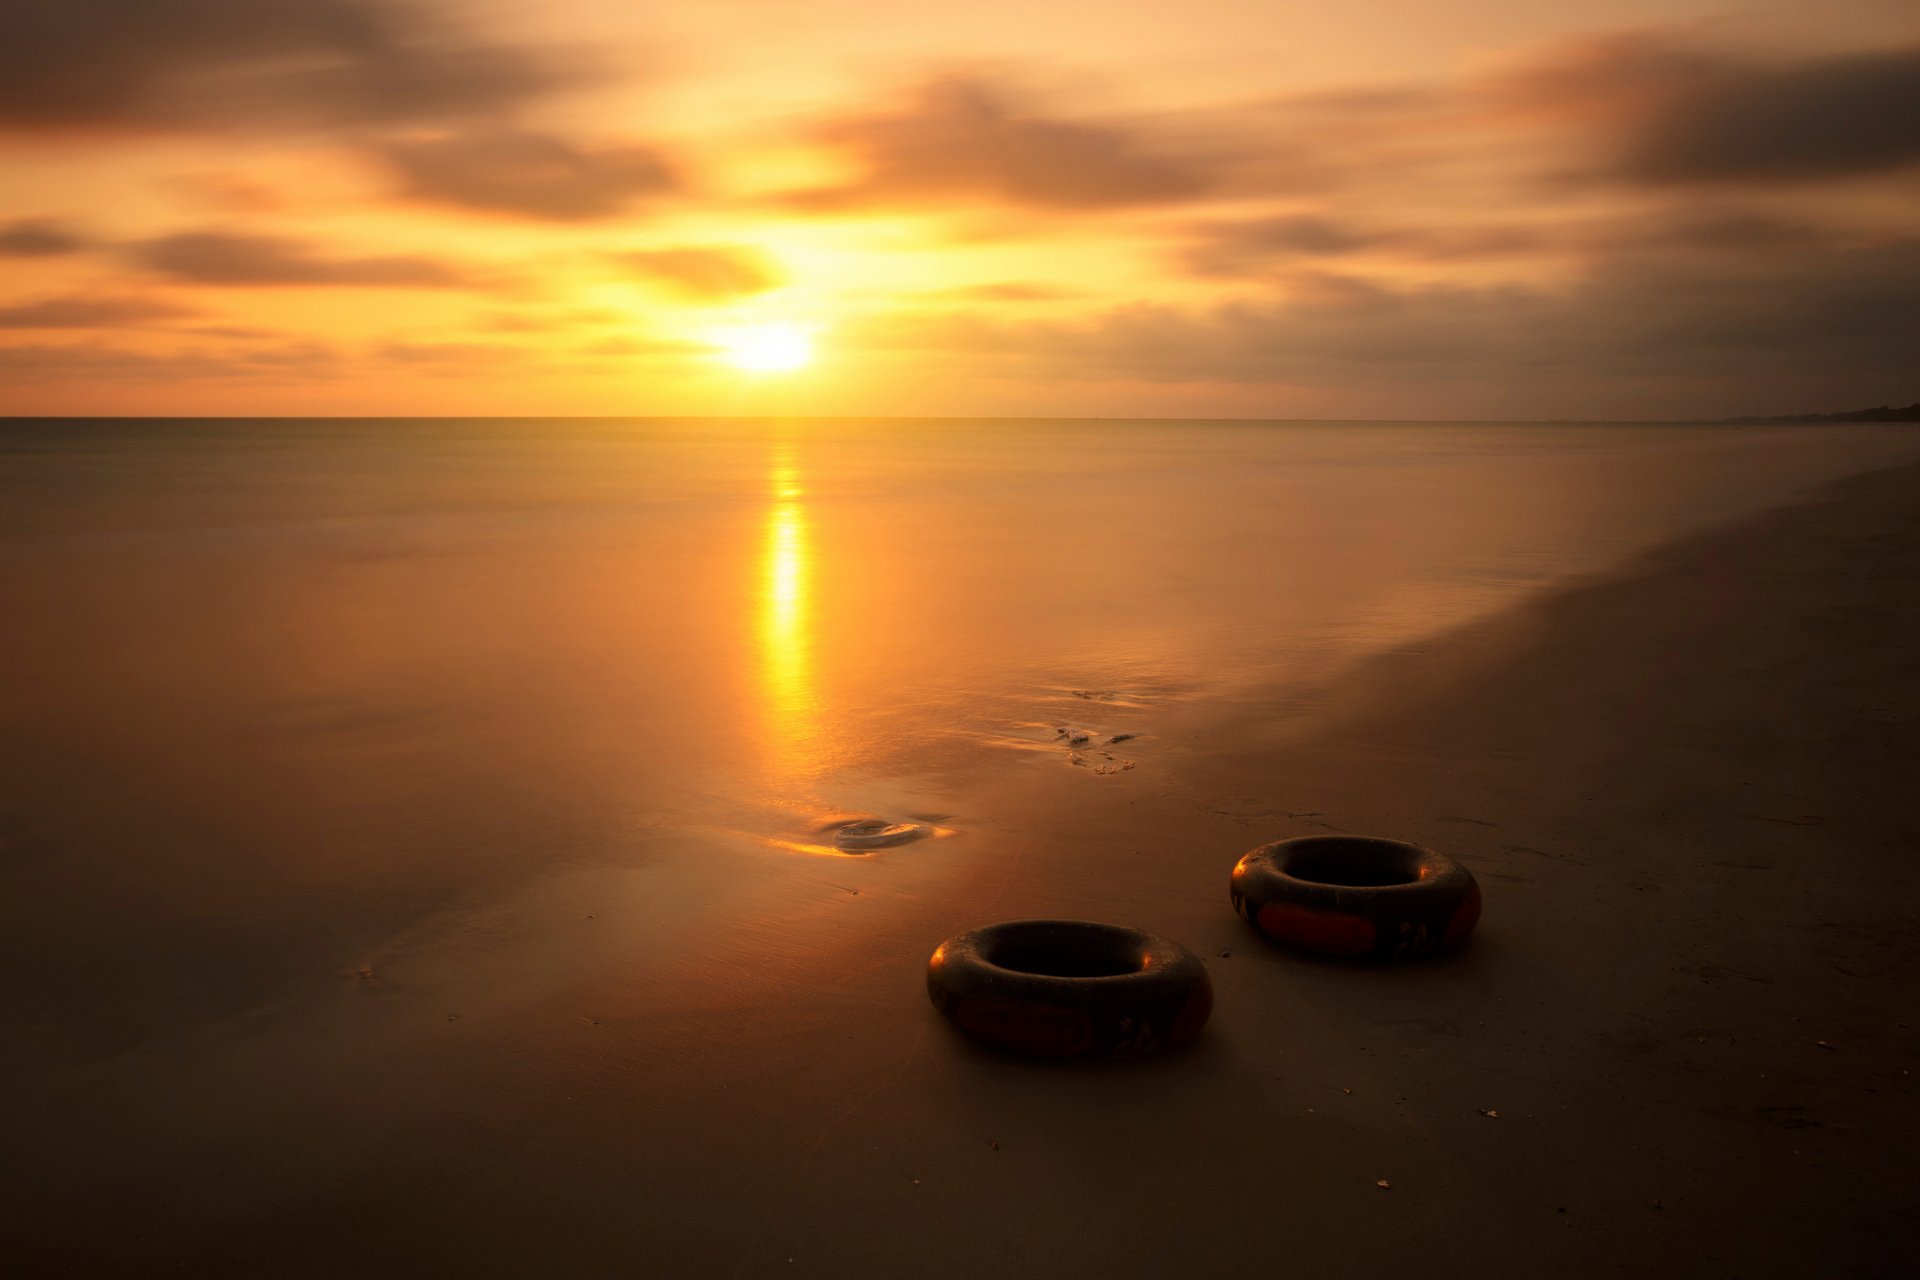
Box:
1, 0, 1916, 419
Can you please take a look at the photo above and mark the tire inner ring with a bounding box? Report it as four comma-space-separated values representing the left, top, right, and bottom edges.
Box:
981, 926, 1148, 978
1282, 836, 1426, 887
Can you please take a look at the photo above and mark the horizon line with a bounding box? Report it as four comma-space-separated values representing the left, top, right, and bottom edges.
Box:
5, 413, 1915, 426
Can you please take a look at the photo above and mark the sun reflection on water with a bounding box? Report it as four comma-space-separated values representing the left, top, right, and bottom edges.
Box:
759, 451, 817, 778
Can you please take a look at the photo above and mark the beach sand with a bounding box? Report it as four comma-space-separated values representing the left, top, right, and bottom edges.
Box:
5, 459, 1919, 1277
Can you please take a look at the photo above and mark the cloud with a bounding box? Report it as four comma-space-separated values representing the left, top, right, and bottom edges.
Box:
1180, 216, 1383, 273
573, 335, 706, 358
856, 237, 1920, 412
472, 307, 628, 333
0, 339, 338, 381
1201, 216, 1375, 259
0, 218, 90, 257
133, 230, 467, 286
373, 338, 518, 366
1485, 35, 1920, 185
1180, 214, 1551, 275
1598, 212, 1839, 254
168, 172, 289, 214
936, 281, 1079, 302
788, 75, 1217, 212
367, 333, 702, 370
1179, 206, 1862, 277
0, 0, 573, 131
1626, 46, 1920, 184
1478, 31, 1717, 123
186, 325, 282, 340
609, 244, 782, 299
377, 127, 676, 219
0, 294, 197, 328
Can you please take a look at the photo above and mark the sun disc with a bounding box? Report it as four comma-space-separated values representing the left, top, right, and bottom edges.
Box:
719, 323, 814, 374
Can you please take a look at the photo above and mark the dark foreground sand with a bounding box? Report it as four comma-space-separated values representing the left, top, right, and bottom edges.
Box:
6, 462, 1920, 1277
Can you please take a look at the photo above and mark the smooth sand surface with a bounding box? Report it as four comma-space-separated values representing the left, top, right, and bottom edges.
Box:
6, 460, 1919, 1277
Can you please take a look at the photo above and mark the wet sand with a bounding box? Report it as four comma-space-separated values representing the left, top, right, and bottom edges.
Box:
6, 457, 1920, 1276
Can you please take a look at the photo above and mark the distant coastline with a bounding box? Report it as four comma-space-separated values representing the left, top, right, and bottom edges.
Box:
1714, 402, 1920, 425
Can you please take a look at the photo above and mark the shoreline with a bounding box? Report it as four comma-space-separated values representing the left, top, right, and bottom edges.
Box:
6, 460, 1920, 1276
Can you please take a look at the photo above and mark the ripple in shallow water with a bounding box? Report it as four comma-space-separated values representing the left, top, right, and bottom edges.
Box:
761, 813, 946, 858
830, 818, 930, 852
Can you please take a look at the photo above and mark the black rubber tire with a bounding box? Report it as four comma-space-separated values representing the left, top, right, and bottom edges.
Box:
926, 920, 1214, 1060
1231, 835, 1481, 960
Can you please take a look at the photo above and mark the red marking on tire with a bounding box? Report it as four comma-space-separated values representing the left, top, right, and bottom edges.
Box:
956, 996, 1096, 1057
1442, 882, 1482, 948
1256, 901, 1376, 956
1168, 985, 1214, 1048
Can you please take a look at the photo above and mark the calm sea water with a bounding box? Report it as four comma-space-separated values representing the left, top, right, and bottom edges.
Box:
2, 417, 1917, 1056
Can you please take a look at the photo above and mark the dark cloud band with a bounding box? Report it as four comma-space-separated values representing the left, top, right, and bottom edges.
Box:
378, 128, 677, 220
0, 218, 91, 257
0, 0, 572, 130
786, 75, 1218, 212
1626, 46, 1920, 184
133, 230, 468, 287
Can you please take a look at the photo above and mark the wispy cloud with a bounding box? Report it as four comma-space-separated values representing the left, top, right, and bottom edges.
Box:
1622, 45, 1920, 184
931, 281, 1080, 302
0, 293, 197, 328
5, 14, 1916, 416
377, 127, 677, 220
372, 338, 521, 367
609, 244, 782, 299
853, 236, 1920, 414
0, 0, 579, 131
1482, 35, 1920, 185
1181, 216, 1546, 274
133, 230, 469, 287
784, 75, 1219, 212
0, 339, 339, 381
0, 218, 91, 257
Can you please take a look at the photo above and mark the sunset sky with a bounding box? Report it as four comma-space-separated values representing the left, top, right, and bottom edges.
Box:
2, 0, 1916, 419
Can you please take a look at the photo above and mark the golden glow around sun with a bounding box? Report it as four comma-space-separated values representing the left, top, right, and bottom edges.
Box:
716, 322, 815, 373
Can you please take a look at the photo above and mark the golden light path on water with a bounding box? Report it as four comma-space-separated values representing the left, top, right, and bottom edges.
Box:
759, 449, 818, 783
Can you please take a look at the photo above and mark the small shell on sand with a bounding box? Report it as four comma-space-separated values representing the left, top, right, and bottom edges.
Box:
832, 819, 930, 852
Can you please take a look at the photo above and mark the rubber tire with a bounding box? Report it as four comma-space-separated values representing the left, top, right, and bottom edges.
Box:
927, 920, 1214, 1060
1231, 836, 1480, 960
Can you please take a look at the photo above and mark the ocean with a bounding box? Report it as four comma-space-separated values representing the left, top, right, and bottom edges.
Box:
4, 416, 1918, 1057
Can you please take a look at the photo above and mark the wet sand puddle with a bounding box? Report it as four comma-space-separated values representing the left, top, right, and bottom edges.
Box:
976, 684, 1156, 775
764, 811, 957, 859
827, 818, 931, 852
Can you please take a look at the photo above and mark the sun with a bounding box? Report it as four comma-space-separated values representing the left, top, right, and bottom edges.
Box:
716, 322, 815, 374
